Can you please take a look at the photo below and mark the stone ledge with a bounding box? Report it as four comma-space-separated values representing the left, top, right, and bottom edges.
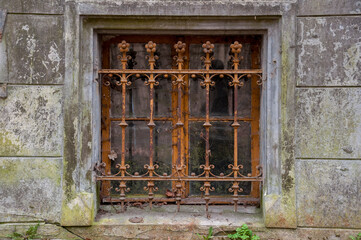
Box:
3, 222, 358, 240
0, 223, 79, 239
1, 208, 361, 239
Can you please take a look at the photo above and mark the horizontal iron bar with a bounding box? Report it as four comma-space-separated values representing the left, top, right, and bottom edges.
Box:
110, 117, 253, 122
188, 117, 253, 122
110, 117, 172, 121
96, 176, 262, 182
102, 197, 260, 204
99, 69, 262, 74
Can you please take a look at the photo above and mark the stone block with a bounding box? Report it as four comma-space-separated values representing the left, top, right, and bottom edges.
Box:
0, 157, 63, 222
0, 86, 63, 156
297, 17, 361, 86
296, 159, 361, 228
61, 192, 95, 226
0, 0, 64, 14
4, 15, 64, 84
295, 88, 361, 159
298, 0, 361, 15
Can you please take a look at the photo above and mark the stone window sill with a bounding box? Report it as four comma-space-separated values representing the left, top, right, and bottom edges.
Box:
89, 205, 264, 239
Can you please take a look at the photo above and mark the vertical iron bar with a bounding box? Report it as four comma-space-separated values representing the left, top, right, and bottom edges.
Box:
173, 41, 186, 212
229, 41, 243, 212
117, 41, 132, 212
145, 41, 158, 209
200, 41, 215, 215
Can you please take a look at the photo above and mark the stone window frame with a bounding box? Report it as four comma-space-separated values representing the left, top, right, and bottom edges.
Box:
60, 2, 297, 228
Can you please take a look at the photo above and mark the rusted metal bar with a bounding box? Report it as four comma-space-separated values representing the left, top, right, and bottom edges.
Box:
102, 197, 260, 205
144, 41, 159, 210
117, 41, 132, 212
188, 117, 252, 122
228, 41, 245, 212
97, 38, 264, 213
111, 117, 172, 121
99, 69, 262, 74
110, 117, 253, 122
96, 176, 262, 182
198, 41, 216, 215
173, 41, 187, 211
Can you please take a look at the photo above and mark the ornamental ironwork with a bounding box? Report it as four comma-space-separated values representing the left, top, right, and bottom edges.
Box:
96, 39, 263, 215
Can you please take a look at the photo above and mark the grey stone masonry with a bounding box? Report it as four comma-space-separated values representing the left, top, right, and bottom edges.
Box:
4, 15, 64, 84
297, 16, 361, 86
0, 86, 63, 156
296, 159, 361, 228
0, 0, 64, 14
298, 0, 361, 15
295, 88, 361, 159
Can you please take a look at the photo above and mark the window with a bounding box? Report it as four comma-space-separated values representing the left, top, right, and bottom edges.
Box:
96, 35, 263, 214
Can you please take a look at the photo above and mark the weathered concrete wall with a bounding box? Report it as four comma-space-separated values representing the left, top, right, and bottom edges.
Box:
0, 0, 64, 14
0, 0, 360, 238
296, 88, 361, 159
5, 15, 64, 84
0, 157, 63, 222
0, 0, 65, 224
296, 160, 361, 228
297, 17, 361, 86
295, 0, 361, 230
298, 0, 361, 15
0, 86, 63, 156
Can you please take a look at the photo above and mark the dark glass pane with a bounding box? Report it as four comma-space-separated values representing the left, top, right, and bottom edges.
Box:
189, 77, 251, 118
110, 43, 173, 118
237, 78, 252, 118
110, 121, 172, 195
189, 121, 251, 196
188, 43, 252, 118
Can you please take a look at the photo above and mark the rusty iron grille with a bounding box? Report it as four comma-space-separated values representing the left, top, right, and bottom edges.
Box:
96, 36, 263, 214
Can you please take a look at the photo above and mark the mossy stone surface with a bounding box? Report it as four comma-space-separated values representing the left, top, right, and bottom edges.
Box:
0, 157, 63, 222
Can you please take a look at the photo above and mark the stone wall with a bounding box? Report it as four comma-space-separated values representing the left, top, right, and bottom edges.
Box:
0, 0, 360, 239
295, 0, 361, 229
0, 0, 65, 224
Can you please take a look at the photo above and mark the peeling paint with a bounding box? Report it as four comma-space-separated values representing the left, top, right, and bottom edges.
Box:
343, 42, 361, 84
297, 17, 361, 86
